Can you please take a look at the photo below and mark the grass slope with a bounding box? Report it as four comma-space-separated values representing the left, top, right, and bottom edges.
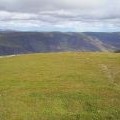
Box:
0, 52, 120, 120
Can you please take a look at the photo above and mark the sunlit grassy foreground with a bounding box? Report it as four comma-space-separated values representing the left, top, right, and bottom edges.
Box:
0, 52, 120, 120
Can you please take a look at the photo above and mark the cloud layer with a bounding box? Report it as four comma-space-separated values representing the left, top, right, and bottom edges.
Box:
0, 0, 120, 31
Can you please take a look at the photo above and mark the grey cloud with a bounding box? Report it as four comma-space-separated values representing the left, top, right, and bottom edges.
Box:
0, 0, 120, 31
0, 0, 105, 12
0, 0, 120, 20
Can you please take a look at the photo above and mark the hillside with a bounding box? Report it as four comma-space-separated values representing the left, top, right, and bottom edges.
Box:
0, 32, 120, 55
0, 52, 120, 120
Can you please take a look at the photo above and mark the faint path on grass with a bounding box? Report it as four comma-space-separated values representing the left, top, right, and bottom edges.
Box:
100, 64, 120, 84
100, 64, 114, 83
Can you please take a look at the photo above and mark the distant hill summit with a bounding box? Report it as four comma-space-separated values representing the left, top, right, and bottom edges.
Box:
0, 32, 120, 55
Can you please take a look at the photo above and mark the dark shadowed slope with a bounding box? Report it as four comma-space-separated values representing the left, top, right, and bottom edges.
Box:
0, 32, 120, 55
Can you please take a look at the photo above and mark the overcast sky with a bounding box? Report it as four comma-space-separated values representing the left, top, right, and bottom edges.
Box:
0, 0, 120, 32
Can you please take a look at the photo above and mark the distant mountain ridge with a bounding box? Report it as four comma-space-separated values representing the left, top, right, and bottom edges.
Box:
0, 32, 120, 55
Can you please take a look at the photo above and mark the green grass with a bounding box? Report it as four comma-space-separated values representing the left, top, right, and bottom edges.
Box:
0, 52, 120, 120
